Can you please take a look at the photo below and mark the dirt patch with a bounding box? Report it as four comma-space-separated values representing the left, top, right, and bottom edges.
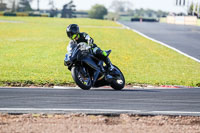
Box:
1, 113, 200, 133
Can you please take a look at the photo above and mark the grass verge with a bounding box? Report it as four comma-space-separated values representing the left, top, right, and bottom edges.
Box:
0, 16, 200, 87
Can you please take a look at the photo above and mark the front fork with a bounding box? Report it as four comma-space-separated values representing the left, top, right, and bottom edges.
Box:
79, 66, 88, 77
92, 70, 100, 86
79, 64, 101, 87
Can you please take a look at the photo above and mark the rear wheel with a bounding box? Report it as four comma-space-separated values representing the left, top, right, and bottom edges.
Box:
110, 65, 125, 90
71, 66, 92, 90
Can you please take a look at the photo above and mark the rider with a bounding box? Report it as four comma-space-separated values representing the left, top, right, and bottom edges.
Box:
66, 24, 114, 71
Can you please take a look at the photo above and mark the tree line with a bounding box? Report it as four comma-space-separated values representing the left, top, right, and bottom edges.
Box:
0, 0, 169, 19
0, 0, 33, 12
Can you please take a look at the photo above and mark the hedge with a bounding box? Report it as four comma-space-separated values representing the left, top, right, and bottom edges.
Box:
0, 12, 3, 16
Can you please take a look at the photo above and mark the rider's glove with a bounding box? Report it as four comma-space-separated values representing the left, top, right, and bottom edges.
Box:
85, 45, 91, 50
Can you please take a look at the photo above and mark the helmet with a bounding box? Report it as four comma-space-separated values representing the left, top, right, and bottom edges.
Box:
66, 24, 80, 40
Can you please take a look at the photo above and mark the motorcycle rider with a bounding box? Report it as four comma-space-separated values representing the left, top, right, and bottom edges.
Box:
66, 24, 114, 72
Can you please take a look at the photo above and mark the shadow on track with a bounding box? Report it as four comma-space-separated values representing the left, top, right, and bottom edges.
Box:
90, 89, 159, 92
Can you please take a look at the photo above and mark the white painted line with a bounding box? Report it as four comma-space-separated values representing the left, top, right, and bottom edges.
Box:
53, 86, 80, 89
0, 108, 140, 112
151, 110, 200, 115
52, 86, 113, 90
117, 22, 200, 63
0, 108, 200, 115
0, 86, 80, 90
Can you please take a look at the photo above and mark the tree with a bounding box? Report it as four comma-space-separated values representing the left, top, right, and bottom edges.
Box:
17, 0, 32, 12
37, 0, 39, 11
49, 0, 57, 17
4, 0, 16, 12
89, 4, 107, 19
0, 0, 7, 11
11, 0, 16, 12
189, 2, 200, 16
61, 0, 76, 18
110, 0, 133, 13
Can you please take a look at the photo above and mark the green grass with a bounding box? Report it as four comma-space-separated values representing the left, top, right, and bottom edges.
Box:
0, 16, 200, 87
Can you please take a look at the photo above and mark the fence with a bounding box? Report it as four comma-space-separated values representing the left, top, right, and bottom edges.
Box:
0, 12, 48, 17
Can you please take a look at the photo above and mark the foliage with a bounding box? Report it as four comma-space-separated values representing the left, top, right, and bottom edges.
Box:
189, 2, 200, 15
17, 0, 32, 12
0, 17, 200, 87
132, 8, 168, 18
0, 2, 7, 11
110, 0, 133, 13
89, 4, 108, 19
104, 12, 119, 21
117, 9, 168, 21
61, 0, 76, 18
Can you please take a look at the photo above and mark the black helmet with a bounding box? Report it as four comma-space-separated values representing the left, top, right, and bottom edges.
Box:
66, 24, 80, 39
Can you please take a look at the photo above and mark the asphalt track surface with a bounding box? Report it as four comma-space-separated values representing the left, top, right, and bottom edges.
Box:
119, 21, 200, 61
0, 87, 200, 116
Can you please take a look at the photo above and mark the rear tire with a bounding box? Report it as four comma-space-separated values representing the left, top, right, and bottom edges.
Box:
71, 66, 92, 90
110, 65, 125, 90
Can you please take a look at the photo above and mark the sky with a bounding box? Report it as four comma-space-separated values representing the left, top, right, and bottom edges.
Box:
30, 0, 192, 13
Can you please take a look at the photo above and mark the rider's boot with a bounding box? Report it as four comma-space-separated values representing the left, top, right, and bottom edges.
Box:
97, 50, 114, 72
100, 51, 115, 82
104, 57, 114, 72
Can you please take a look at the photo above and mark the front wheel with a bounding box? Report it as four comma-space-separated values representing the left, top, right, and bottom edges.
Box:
71, 66, 92, 90
110, 65, 125, 90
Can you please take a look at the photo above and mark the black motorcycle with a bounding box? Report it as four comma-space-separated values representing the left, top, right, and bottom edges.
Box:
64, 42, 125, 90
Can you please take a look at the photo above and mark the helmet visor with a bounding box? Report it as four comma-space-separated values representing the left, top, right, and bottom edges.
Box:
67, 32, 72, 38
71, 34, 77, 40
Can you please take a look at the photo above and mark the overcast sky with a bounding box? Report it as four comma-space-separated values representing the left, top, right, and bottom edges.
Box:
30, 0, 191, 13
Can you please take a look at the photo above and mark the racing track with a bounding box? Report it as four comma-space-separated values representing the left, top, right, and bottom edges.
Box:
119, 21, 200, 62
0, 87, 200, 116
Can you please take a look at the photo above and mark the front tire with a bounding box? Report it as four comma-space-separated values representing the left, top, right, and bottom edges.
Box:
110, 65, 125, 90
71, 66, 92, 90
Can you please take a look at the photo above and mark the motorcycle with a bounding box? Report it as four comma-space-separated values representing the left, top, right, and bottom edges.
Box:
64, 42, 125, 90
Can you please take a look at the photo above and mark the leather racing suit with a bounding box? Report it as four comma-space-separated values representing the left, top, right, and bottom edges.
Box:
67, 32, 112, 68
